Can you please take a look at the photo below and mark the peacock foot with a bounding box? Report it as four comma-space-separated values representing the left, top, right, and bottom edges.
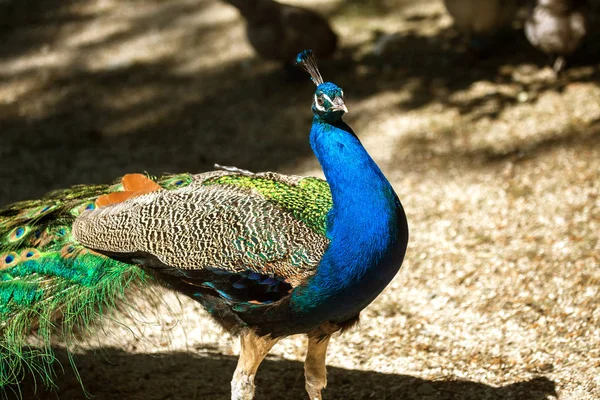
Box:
305, 382, 325, 400
231, 373, 256, 400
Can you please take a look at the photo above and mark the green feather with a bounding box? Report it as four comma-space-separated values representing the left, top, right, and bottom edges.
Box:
204, 175, 332, 235
0, 181, 151, 393
157, 173, 194, 190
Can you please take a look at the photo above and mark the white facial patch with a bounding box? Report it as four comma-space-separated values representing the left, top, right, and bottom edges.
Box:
314, 94, 326, 112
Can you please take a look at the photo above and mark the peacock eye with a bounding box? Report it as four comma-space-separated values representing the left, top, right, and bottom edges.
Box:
316, 97, 324, 106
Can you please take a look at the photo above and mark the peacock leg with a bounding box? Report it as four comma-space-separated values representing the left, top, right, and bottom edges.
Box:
304, 334, 331, 400
231, 330, 279, 400
553, 55, 566, 75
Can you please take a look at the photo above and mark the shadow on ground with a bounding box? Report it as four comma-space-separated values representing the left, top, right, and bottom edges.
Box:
345, 24, 600, 119
13, 347, 556, 400
0, 0, 319, 206
392, 116, 600, 170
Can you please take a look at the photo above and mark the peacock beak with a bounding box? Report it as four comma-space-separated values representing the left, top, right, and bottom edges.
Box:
331, 97, 348, 114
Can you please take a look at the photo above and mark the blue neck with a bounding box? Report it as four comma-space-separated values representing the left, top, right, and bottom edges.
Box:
290, 117, 408, 326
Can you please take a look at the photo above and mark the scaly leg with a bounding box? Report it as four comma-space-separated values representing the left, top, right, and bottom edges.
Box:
231, 330, 279, 400
304, 335, 331, 400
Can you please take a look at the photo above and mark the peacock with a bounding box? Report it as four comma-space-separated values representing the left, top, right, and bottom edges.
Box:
0, 50, 409, 400
525, 0, 589, 74
223, 0, 338, 66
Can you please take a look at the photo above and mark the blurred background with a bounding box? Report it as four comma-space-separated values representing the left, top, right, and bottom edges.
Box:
1, 0, 599, 399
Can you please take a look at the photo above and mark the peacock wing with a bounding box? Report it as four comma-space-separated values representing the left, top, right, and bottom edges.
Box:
72, 170, 333, 303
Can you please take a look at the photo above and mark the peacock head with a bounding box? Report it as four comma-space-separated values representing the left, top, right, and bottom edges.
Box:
296, 50, 348, 122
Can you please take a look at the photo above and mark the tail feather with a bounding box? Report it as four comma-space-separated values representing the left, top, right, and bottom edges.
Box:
0, 180, 152, 392
0, 172, 194, 392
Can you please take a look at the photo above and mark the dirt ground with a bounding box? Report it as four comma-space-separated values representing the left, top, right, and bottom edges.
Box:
1, 0, 599, 399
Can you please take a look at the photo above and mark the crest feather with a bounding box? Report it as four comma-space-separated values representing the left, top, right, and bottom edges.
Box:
295, 50, 324, 86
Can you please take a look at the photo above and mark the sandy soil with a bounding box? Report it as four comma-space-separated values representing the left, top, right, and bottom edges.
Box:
1, 0, 599, 399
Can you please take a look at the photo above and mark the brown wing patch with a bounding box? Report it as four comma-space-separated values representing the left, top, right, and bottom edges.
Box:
96, 174, 162, 207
